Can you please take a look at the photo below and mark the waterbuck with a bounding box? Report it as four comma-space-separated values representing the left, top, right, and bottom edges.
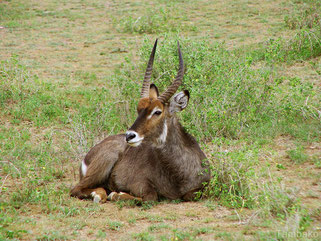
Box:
70, 39, 211, 203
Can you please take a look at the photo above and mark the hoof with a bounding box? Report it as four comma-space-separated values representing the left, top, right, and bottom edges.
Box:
91, 188, 107, 203
91, 192, 102, 203
107, 192, 117, 201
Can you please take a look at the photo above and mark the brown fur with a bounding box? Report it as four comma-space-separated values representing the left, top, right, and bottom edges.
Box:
70, 41, 210, 202
70, 90, 211, 202
132, 98, 164, 137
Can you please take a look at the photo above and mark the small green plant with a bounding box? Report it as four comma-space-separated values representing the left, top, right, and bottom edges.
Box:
204, 200, 217, 211
1, 229, 27, 239
312, 155, 321, 168
141, 213, 164, 223
200, 143, 259, 208
192, 226, 214, 235
171, 229, 194, 241
36, 231, 70, 240
132, 231, 155, 241
127, 213, 137, 224
148, 223, 171, 232
59, 206, 80, 217
115, 199, 139, 209
287, 146, 308, 164
276, 163, 286, 170
106, 219, 123, 231
215, 231, 233, 239
140, 201, 158, 210
261, 187, 298, 219
96, 230, 107, 239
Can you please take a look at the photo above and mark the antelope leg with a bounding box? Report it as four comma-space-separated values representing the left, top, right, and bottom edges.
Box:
107, 192, 142, 202
71, 186, 108, 203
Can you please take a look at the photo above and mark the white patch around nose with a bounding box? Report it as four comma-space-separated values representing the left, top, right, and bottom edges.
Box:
126, 131, 144, 147
147, 107, 162, 120
81, 160, 87, 176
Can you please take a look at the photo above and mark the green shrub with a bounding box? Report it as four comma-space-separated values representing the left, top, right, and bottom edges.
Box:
112, 36, 320, 141
0, 58, 32, 106
113, 7, 192, 34
287, 146, 309, 164
284, 0, 321, 30
248, 27, 321, 64
199, 141, 300, 216
201, 143, 259, 208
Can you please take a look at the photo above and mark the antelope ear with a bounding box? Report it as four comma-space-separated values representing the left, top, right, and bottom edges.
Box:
169, 90, 190, 114
149, 84, 159, 99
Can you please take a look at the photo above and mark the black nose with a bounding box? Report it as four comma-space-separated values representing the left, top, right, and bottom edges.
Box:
126, 132, 136, 142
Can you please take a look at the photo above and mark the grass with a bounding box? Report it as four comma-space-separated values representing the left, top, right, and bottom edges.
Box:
247, 27, 321, 64
284, 0, 321, 30
106, 219, 124, 231
113, 6, 194, 34
287, 145, 309, 164
0, 0, 320, 240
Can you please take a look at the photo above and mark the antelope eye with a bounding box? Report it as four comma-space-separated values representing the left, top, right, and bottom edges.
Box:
154, 110, 162, 115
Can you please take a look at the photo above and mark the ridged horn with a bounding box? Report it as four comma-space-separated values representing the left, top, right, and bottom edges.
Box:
158, 41, 184, 103
141, 39, 158, 98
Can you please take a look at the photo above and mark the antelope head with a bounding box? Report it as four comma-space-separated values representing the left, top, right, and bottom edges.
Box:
125, 39, 190, 147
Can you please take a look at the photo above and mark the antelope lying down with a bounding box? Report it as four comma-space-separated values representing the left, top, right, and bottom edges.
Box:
71, 40, 211, 202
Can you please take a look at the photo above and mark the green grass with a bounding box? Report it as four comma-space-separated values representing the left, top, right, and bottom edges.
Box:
247, 27, 321, 64
284, 0, 321, 30
113, 6, 194, 34
114, 35, 320, 142
287, 145, 309, 164
106, 219, 124, 231
0, 1, 33, 22
148, 223, 171, 232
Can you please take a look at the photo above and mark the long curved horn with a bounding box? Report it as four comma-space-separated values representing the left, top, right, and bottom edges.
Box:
141, 39, 158, 98
158, 41, 184, 103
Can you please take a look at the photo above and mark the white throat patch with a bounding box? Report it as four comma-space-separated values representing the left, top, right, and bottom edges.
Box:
157, 120, 167, 145
81, 160, 87, 176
